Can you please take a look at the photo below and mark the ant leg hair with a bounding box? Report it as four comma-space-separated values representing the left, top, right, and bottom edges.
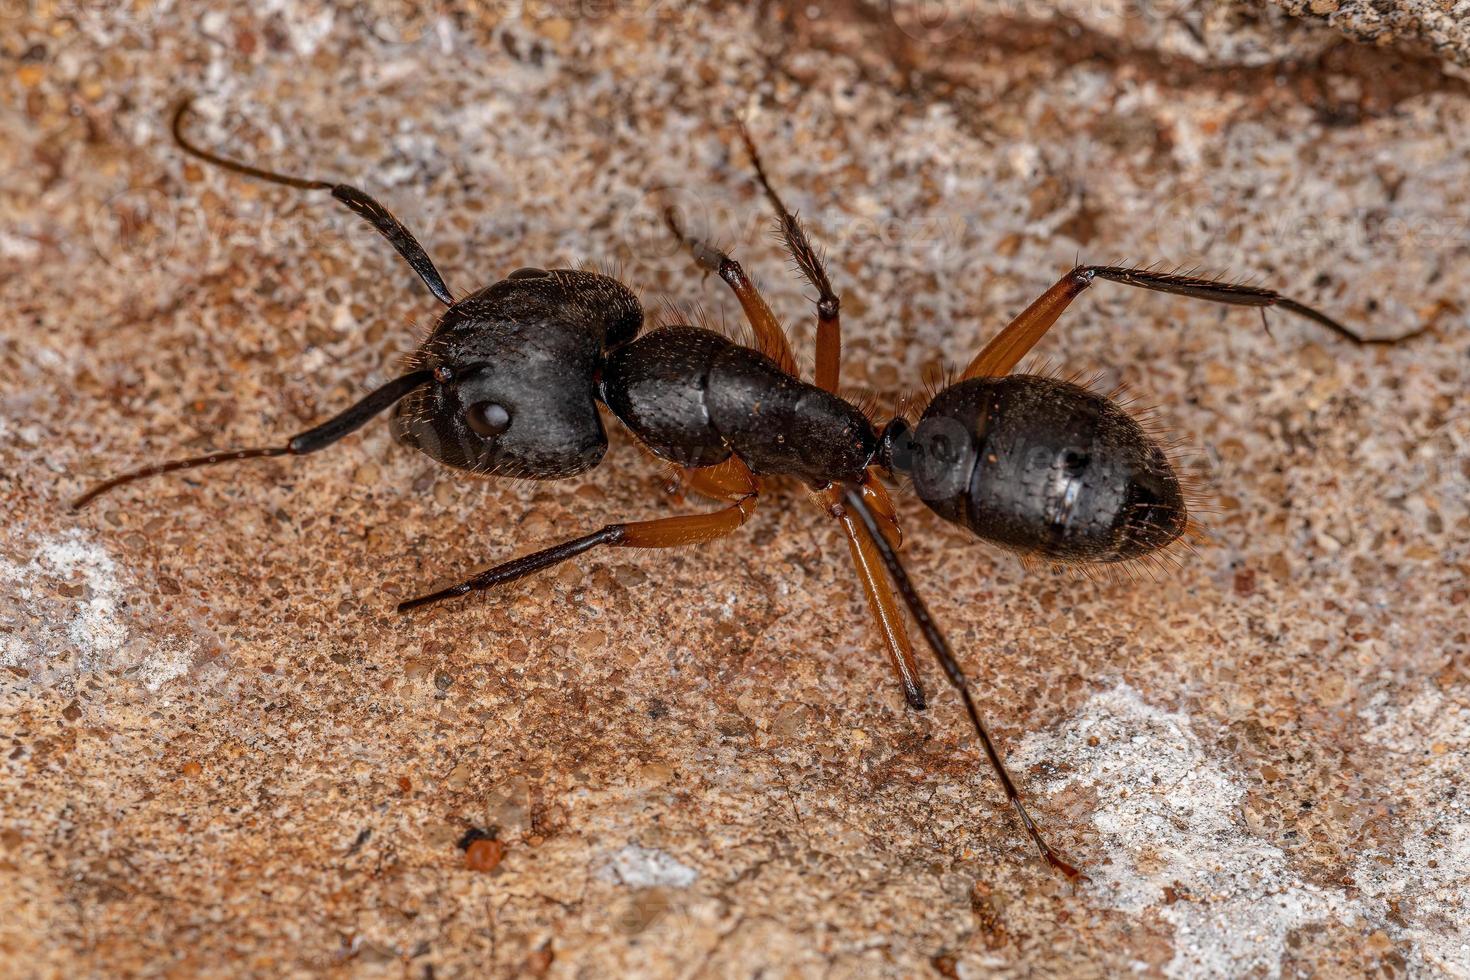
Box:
841, 483, 1086, 881
736, 124, 843, 393
398, 491, 759, 613
71, 370, 435, 509
172, 98, 455, 307
961, 263, 1425, 380
662, 205, 800, 377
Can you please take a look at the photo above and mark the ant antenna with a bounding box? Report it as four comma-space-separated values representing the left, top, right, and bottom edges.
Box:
841, 484, 1086, 882
171, 98, 456, 307
72, 369, 433, 509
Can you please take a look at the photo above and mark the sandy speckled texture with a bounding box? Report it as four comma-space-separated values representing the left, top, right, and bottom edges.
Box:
2, 1, 1468, 977
1271, 0, 1470, 68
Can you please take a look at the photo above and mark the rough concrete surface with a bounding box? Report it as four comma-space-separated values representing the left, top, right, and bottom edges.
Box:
2, 1, 1468, 977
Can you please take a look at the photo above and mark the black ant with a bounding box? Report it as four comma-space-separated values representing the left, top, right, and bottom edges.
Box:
72, 99, 1419, 881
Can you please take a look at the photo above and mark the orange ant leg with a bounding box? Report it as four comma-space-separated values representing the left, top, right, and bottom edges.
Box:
962, 269, 1093, 380
664, 207, 799, 377
812, 479, 925, 710
737, 124, 842, 393
663, 457, 763, 508
841, 485, 1085, 882
683, 457, 763, 502
852, 471, 903, 551
399, 488, 759, 612
961, 264, 1420, 381
617, 494, 758, 545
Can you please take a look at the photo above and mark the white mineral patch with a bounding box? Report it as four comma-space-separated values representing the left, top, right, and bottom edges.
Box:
0, 529, 190, 691
267, 1, 336, 56
1016, 683, 1470, 978
598, 844, 700, 889
0, 229, 41, 261
1354, 688, 1470, 976
132, 635, 197, 693
36, 531, 129, 666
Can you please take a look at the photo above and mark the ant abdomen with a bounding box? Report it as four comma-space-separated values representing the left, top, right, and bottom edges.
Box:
393, 269, 643, 479
886, 375, 1187, 563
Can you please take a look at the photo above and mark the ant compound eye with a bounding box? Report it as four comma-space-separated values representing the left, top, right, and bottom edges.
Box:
465, 401, 512, 438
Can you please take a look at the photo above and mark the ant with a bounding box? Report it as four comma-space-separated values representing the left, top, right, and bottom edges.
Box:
72, 99, 1418, 881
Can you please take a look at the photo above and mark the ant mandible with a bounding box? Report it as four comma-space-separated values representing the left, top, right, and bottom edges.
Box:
73, 99, 1417, 880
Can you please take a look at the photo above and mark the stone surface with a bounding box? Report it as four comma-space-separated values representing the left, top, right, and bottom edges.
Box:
2, 1, 1468, 977
1271, 0, 1470, 68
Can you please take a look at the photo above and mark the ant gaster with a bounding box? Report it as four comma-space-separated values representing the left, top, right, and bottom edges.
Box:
73, 100, 1419, 880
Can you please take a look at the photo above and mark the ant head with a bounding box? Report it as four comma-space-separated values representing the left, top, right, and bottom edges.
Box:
391, 358, 608, 479
392, 269, 642, 480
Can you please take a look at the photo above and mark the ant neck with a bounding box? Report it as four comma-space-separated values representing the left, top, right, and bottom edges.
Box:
875, 417, 915, 475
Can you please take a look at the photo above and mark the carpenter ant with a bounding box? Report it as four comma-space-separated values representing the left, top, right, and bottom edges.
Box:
72, 100, 1419, 880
